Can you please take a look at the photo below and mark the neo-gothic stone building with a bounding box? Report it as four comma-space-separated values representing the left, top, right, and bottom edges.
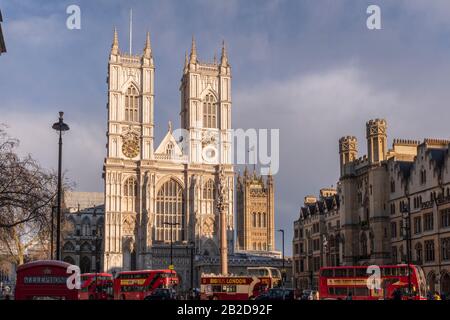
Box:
103, 29, 234, 287
293, 119, 450, 295
292, 189, 341, 290
62, 192, 105, 273
236, 167, 275, 252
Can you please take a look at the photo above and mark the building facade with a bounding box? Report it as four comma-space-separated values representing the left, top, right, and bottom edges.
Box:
102, 30, 234, 289
62, 192, 105, 273
293, 189, 341, 290
236, 167, 275, 252
293, 119, 450, 295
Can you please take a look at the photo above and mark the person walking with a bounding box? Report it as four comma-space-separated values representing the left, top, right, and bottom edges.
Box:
392, 288, 403, 300
433, 291, 441, 300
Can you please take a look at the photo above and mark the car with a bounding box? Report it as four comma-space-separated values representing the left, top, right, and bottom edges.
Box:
254, 288, 296, 301
300, 290, 319, 300
144, 288, 177, 300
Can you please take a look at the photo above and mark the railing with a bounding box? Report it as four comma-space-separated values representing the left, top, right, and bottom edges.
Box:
421, 200, 434, 209
154, 153, 188, 162
120, 55, 141, 65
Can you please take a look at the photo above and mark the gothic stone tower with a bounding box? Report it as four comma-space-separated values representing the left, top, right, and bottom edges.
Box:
338, 119, 390, 266
103, 30, 235, 280
236, 168, 275, 252
103, 29, 154, 272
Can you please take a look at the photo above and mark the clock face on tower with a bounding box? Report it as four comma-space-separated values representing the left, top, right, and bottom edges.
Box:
122, 131, 140, 158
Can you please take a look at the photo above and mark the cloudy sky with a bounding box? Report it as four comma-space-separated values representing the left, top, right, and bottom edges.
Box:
2, 0, 450, 255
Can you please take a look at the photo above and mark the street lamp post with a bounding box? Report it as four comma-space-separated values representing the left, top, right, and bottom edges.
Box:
50, 206, 56, 260
402, 194, 412, 297
278, 229, 285, 287
163, 222, 180, 268
186, 241, 195, 299
52, 111, 69, 261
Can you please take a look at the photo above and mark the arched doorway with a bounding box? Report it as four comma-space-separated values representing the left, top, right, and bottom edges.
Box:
80, 256, 91, 273
441, 272, 450, 296
122, 237, 136, 271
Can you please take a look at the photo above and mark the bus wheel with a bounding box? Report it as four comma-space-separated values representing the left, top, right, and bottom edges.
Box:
89, 295, 95, 300
121, 294, 126, 300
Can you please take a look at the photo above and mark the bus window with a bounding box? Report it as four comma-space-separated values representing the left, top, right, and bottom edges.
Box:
223, 285, 236, 293
212, 285, 222, 293
321, 269, 333, 277
347, 268, 355, 277
335, 269, 347, 277
354, 287, 369, 296
334, 287, 347, 296
355, 268, 367, 277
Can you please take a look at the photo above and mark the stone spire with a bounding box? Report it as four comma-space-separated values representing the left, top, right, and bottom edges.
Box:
220, 40, 228, 67
190, 35, 197, 64
111, 27, 119, 55
143, 31, 152, 58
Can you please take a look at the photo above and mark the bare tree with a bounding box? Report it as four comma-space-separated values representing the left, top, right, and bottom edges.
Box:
0, 126, 65, 265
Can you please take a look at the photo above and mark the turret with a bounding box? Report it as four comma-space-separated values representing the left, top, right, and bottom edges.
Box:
111, 27, 119, 56
189, 36, 197, 65
143, 32, 152, 58
366, 119, 387, 164
339, 136, 358, 177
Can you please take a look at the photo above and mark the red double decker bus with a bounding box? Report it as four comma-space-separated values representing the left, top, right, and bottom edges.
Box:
200, 267, 282, 300
15, 260, 79, 300
318, 264, 427, 300
79, 273, 113, 300
114, 270, 179, 300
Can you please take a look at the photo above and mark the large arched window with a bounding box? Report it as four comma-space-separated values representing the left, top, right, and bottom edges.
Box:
202, 93, 217, 128
124, 177, 138, 212
63, 241, 75, 251
203, 179, 215, 214
252, 213, 257, 228
155, 179, 184, 242
125, 85, 139, 122
81, 217, 91, 236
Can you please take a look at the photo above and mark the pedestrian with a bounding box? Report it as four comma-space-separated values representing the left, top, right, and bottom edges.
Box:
345, 292, 353, 300
392, 288, 403, 300
433, 291, 441, 300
